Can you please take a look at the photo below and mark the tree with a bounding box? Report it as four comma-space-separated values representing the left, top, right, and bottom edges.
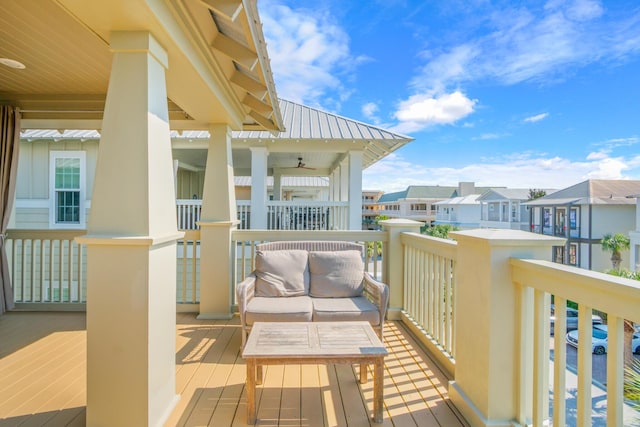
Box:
605, 267, 638, 368
528, 189, 546, 200
601, 232, 631, 271
422, 224, 459, 240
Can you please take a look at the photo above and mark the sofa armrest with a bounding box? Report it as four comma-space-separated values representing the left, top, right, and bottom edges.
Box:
236, 273, 257, 331
363, 272, 389, 322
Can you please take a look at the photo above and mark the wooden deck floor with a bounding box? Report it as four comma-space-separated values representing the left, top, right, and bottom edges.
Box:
0, 312, 467, 427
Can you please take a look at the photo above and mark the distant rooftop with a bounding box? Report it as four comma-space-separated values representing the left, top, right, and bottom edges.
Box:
524, 179, 640, 206
378, 183, 503, 203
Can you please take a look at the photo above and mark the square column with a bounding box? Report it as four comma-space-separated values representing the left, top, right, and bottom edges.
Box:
348, 151, 363, 230
339, 160, 349, 202
250, 147, 268, 229
76, 31, 181, 427
272, 170, 282, 201
448, 229, 563, 427
198, 124, 237, 319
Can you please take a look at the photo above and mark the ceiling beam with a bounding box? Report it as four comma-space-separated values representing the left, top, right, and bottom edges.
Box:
211, 32, 258, 71
243, 93, 273, 115
198, 0, 243, 22
248, 110, 277, 131
230, 71, 267, 97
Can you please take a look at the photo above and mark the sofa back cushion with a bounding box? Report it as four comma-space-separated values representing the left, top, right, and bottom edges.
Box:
255, 250, 310, 297
308, 250, 364, 298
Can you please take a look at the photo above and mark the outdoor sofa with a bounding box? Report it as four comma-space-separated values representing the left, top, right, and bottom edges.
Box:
236, 241, 390, 347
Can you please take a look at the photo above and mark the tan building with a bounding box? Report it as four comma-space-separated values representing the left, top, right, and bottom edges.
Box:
362, 189, 384, 229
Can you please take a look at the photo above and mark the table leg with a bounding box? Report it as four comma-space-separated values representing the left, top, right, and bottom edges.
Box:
373, 358, 384, 423
257, 364, 263, 385
246, 358, 256, 424
359, 363, 368, 384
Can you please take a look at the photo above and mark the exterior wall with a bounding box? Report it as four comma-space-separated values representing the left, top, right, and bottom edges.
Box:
14, 140, 98, 229
235, 186, 252, 200
590, 205, 635, 238
176, 169, 204, 199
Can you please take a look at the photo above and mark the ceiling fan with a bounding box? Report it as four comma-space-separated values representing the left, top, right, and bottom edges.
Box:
289, 157, 316, 170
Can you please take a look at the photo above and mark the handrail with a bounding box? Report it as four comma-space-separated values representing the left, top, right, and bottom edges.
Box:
510, 258, 640, 426
399, 232, 458, 376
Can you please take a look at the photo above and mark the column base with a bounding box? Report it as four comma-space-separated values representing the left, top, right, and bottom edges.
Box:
386, 307, 403, 320
449, 381, 525, 427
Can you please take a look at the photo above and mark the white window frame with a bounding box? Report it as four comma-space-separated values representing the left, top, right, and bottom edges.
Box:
49, 151, 86, 229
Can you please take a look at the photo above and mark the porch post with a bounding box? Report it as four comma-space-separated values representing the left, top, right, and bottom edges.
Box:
273, 169, 282, 201
198, 124, 237, 319
448, 229, 562, 427
348, 151, 363, 230
76, 32, 180, 427
250, 147, 268, 229
339, 160, 349, 202
379, 219, 423, 319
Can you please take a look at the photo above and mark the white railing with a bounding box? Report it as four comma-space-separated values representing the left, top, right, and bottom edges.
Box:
400, 232, 457, 375
176, 230, 200, 308
176, 199, 202, 230
237, 200, 251, 230
5, 229, 87, 308
7, 229, 201, 308
265, 201, 349, 230
177, 200, 349, 230
511, 259, 640, 426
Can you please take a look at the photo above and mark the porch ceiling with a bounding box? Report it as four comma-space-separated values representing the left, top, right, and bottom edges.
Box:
0, 0, 282, 132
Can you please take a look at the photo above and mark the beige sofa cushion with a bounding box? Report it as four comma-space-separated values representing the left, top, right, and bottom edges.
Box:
255, 250, 309, 297
308, 250, 364, 297
245, 296, 313, 325
312, 297, 380, 325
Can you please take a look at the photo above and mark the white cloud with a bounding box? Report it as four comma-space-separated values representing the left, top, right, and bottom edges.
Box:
473, 133, 507, 141
392, 91, 477, 133
410, 0, 640, 92
362, 102, 380, 122
259, 1, 361, 109
363, 150, 640, 193
524, 112, 549, 123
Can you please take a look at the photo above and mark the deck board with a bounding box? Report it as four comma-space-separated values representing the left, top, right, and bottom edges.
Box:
0, 312, 467, 427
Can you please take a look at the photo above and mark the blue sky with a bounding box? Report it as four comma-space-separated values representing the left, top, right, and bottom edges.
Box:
257, 0, 640, 192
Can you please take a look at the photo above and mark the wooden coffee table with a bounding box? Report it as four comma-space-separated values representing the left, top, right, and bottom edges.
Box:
242, 321, 387, 424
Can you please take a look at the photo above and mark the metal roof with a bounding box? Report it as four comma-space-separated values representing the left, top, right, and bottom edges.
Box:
20, 99, 413, 171
523, 179, 640, 206
434, 195, 481, 205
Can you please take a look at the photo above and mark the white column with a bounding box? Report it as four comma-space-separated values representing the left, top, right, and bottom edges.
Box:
273, 169, 282, 201
76, 31, 180, 427
198, 124, 237, 319
250, 147, 268, 229
348, 151, 363, 230
448, 229, 563, 427
339, 160, 349, 202
173, 159, 179, 194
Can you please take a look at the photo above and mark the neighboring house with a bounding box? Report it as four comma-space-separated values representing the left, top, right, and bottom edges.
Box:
362, 190, 384, 230
433, 194, 482, 229
377, 182, 500, 226
13, 100, 412, 231
524, 179, 640, 271
478, 188, 556, 231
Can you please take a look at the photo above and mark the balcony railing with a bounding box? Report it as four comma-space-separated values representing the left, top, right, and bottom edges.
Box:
5, 227, 640, 424
176, 199, 349, 230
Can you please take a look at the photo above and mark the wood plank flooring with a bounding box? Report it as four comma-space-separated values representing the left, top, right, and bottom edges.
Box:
0, 312, 467, 427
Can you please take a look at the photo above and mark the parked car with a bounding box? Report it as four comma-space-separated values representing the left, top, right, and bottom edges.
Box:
550, 304, 602, 335
566, 324, 640, 355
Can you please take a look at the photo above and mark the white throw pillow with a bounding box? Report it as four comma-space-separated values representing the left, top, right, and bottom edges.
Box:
308, 250, 364, 298
254, 250, 309, 297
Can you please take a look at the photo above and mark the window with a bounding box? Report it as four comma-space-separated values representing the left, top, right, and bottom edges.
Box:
50, 151, 86, 228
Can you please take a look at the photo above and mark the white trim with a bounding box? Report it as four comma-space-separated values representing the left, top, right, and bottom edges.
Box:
14, 199, 49, 209
49, 151, 87, 229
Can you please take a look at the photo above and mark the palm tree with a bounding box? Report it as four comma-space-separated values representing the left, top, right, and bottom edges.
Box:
602, 235, 636, 368
601, 232, 630, 270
